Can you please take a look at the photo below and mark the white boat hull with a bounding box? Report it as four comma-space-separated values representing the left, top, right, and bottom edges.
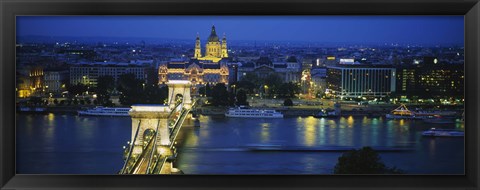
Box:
225, 113, 283, 118
77, 107, 131, 117
225, 106, 284, 119
385, 114, 416, 119
422, 128, 464, 137
78, 111, 130, 117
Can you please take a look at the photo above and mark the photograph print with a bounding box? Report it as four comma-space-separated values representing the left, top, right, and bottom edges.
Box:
16, 16, 464, 175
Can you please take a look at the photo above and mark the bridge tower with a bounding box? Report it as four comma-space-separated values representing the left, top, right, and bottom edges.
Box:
167, 80, 192, 110
129, 105, 171, 155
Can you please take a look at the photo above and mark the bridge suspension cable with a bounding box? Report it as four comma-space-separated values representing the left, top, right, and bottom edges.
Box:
120, 120, 142, 174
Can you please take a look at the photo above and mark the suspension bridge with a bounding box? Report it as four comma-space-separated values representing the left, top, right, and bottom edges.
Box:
120, 80, 198, 174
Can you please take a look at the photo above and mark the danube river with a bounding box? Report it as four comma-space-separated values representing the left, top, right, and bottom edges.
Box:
16, 113, 464, 174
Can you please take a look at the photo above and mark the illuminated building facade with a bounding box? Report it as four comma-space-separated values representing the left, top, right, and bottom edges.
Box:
44, 70, 69, 93
70, 64, 147, 86
395, 64, 463, 99
158, 26, 230, 87
326, 66, 397, 98
237, 56, 301, 83
30, 66, 44, 93
194, 25, 228, 63
17, 76, 32, 98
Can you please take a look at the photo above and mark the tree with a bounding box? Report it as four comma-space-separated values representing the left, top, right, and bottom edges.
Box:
104, 99, 114, 107
236, 89, 248, 106
67, 83, 88, 97
262, 74, 283, 97
283, 99, 293, 106
277, 82, 301, 98
210, 83, 229, 106
117, 73, 143, 105
95, 75, 115, 105
199, 84, 213, 97
334, 147, 404, 174
137, 84, 168, 104
29, 97, 42, 106
236, 80, 256, 94
241, 73, 262, 87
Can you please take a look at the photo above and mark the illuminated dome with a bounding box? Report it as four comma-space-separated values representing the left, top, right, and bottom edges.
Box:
207, 25, 219, 42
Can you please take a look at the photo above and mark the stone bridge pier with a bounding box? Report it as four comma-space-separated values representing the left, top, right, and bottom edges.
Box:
129, 105, 173, 157
167, 80, 192, 110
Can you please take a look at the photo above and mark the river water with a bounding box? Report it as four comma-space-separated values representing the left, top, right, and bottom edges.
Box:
16, 113, 464, 174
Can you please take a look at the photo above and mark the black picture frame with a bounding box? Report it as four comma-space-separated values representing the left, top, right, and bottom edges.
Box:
1, 0, 479, 189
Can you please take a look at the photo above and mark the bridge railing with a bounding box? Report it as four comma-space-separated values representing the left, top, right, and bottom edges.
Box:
169, 99, 198, 144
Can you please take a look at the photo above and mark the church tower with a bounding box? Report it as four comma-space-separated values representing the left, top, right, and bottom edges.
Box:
205, 25, 221, 58
221, 33, 228, 58
196, 25, 226, 63
194, 33, 201, 58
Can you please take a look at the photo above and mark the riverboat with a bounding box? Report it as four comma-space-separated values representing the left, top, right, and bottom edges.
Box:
422, 128, 464, 137
78, 106, 131, 117
18, 106, 47, 113
225, 106, 283, 118
386, 104, 457, 119
422, 115, 456, 124
314, 109, 339, 118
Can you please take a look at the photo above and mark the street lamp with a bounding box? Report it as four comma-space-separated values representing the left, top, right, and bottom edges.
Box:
264, 85, 268, 98
232, 84, 237, 95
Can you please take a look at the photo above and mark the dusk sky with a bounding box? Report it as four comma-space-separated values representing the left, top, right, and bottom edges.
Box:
17, 16, 464, 45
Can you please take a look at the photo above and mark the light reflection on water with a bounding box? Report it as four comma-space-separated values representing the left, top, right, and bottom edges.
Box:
17, 114, 464, 174
177, 115, 464, 174
303, 117, 317, 146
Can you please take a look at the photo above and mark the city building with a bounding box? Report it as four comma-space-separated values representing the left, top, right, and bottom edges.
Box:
311, 67, 328, 94
326, 65, 396, 98
158, 59, 229, 85
44, 70, 69, 93
158, 26, 230, 87
237, 56, 301, 83
28, 66, 45, 96
70, 63, 148, 86
194, 25, 228, 63
395, 63, 463, 99
17, 75, 32, 98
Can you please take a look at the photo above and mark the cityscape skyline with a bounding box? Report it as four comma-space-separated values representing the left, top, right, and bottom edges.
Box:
17, 16, 464, 46
16, 17, 465, 175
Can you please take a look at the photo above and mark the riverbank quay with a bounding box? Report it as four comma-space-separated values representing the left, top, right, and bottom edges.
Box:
17, 105, 128, 115
196, 103, 463, 117
197, 106, 384, 117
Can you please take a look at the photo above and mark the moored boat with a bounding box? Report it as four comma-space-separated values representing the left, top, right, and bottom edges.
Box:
225, 106, 283, 118
386, 104, 458, 120
314, 109, 339, 118
18, 106, 47, 113
385, 104, 416, 119
78, 106, 131, 117
422, 115, 456, 124
422, 128, 464, 137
